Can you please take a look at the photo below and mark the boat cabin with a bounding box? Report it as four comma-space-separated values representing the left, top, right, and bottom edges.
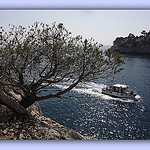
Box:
111, 84, 128, 93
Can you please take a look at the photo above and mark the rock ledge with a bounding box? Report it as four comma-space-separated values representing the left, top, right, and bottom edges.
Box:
0, 101, 96, 140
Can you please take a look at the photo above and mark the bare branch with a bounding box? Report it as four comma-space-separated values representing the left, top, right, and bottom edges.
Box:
36, 73, 84, 101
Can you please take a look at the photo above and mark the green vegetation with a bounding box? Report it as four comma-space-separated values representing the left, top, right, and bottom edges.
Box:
0, 22, 125, 110
112, 30, 150, 54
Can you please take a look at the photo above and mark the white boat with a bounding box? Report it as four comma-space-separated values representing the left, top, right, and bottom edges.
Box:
102, 84, 137, 99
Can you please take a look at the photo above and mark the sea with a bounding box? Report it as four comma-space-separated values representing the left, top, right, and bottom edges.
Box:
38, 46, 150, 140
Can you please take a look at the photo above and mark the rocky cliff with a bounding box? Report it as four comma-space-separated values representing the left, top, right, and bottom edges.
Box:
0, 90, 95, 140
111, 31, 150, 54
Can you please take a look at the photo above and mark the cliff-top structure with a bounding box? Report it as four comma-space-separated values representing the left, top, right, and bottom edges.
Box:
111, 30, 150, 54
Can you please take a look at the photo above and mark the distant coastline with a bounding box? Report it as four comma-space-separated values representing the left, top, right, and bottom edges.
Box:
111, 31, 150, 54
100, 45, 111, 50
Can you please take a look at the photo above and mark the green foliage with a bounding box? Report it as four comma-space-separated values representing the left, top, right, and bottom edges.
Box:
0, 22, 125, 101
114, 30, 150, 50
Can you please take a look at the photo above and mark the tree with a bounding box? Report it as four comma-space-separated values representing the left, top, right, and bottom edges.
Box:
0, 22, 125, 110
141, 30, 147, 37
128, 33, 135, 39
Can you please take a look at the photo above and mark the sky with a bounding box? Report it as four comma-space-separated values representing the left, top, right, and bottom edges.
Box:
0, 10, 150, 45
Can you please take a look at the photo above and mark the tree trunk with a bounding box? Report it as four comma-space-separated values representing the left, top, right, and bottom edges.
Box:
0, 89, 28, 114
19, 93, 36, 109
19, 72, 24, 85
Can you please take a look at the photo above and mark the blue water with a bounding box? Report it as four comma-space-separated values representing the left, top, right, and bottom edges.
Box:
38, 53, 150, 140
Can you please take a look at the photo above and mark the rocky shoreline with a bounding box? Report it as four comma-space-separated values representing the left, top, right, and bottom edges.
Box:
0, 78, 96, 140
0, 101, 96, 140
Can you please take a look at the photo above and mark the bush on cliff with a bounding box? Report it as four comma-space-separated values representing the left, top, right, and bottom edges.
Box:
112, 30, 150, 54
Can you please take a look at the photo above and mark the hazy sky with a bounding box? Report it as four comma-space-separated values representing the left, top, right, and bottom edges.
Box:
1, 10, 150, 45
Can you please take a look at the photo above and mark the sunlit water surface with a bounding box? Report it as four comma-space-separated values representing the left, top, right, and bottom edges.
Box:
39, 54, 150, 140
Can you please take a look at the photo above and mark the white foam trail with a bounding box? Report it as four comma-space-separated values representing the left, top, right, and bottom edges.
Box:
53, 81, 138, 103
135, 94, 141, 99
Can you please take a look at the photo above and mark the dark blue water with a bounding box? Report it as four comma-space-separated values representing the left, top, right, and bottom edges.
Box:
39, 54, 150, 140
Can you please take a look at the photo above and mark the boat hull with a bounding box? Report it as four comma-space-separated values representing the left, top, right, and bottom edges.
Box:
102, 89, 136, 98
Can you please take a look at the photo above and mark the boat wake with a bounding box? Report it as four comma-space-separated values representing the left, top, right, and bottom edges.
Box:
53, 81, 141, 103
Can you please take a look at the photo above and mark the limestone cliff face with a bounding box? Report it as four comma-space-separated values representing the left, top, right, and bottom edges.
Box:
111, 31, 150, 54
0, 91, 96, 140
